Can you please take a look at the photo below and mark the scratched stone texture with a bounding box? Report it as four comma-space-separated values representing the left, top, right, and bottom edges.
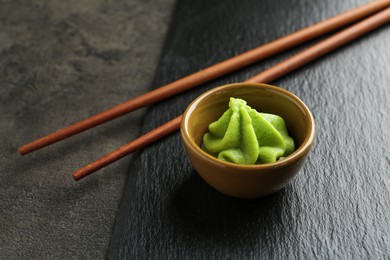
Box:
108, 0, 390, 259
0, 0, 174, 259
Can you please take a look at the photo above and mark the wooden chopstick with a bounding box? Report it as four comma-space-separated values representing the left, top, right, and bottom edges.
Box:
18, 0, 390, 155
72, 7, 390, 181
72, 116, 183, 180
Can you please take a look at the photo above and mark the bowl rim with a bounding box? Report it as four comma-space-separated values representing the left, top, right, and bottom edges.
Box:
180, 82, 316, 171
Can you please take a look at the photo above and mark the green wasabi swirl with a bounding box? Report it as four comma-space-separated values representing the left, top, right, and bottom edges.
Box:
202, 97, 295, 165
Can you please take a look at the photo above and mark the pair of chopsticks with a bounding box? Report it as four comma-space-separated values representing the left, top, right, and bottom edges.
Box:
19, 1, 390, 181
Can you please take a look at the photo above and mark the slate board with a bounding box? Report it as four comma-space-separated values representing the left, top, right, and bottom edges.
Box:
108, 0, 390, 258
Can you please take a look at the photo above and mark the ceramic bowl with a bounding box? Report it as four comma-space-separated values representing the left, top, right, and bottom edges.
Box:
180, 82, 315, 199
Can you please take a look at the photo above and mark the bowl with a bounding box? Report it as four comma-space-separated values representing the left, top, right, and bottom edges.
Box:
180, 82, 315, 199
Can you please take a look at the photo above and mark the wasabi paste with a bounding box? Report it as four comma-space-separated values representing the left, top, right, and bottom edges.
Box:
202, 97, 295, 165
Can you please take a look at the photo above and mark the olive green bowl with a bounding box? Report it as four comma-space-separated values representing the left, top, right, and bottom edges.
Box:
180, 82, 315, 199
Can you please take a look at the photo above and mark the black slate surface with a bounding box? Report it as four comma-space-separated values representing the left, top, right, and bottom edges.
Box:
109, 0, 390, 258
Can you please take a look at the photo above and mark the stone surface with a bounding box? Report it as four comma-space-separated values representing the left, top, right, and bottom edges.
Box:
0, 0, 174, 258
109, 0, 390, 259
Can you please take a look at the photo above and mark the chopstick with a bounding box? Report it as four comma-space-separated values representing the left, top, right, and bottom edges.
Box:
72, 7, 390, 181
18, 0, 390, 155
72, 116, 183, 180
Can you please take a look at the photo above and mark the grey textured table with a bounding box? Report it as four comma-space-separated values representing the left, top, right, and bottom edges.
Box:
0, 1, 174, 259
108, 0, 390, 259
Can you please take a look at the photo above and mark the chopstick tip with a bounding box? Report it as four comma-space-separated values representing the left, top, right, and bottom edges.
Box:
72, 165, 95, 181
72, 171, 83, 181
18, 146, 28, 156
